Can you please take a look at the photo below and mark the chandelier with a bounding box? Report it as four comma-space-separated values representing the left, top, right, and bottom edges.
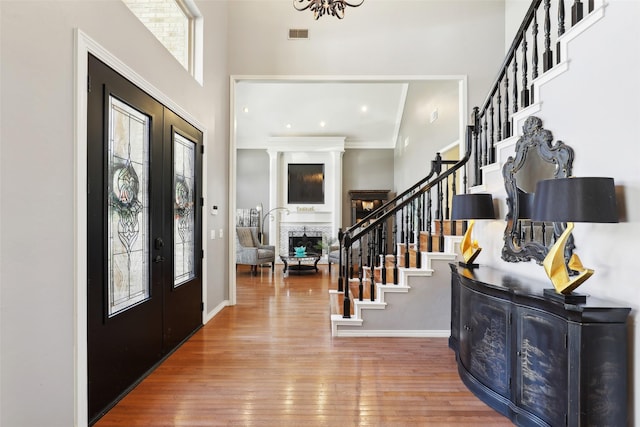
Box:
293, 0, 364, 20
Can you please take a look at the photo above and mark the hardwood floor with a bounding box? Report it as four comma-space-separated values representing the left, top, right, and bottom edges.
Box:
95, 265, 512, 427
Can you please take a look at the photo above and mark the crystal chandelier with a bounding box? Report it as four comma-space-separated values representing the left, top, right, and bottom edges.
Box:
293, 0, 364, 20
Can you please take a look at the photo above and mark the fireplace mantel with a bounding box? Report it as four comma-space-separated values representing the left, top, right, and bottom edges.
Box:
264, 137, 345, 257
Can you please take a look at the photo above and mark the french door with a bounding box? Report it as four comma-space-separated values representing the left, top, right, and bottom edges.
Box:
87, 54, 203, 423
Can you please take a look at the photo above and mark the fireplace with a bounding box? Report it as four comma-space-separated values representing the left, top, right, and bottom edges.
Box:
288, 231, 323, 255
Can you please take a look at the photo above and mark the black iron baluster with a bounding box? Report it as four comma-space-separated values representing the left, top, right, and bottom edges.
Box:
588, 0, 594, 13
404, 203, 410, 269
342, 242, 351, 318
415, 197, 422, 269
497, 87, 503, 142
521, 29, 530, 107
572, 0, 584, 25
358, 238, 364, 301
543, 0, 553, 72
483, 113, 488, 165
503, 72, 511, 138
426, 190, 433, 252
513, 50, 519, 114
532, 10, 539, 103
558, 0, 565, 63
437, 179, 444, 252
381, 222, 387, 285
337, 229, 344, 292
349, 240, 354, 279
489, 98, 495, 163
451, 170, 458, 236
474, 121, 480, 184
392, 214, 398, 284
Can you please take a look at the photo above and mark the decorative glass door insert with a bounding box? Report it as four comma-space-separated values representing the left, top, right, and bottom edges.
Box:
107, 96, 150, 316
174, 132, 196, 287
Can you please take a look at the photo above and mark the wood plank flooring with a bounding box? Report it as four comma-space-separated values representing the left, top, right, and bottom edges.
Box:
95, 264, 512, 427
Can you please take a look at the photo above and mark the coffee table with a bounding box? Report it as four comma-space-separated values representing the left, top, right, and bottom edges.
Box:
280, 252, 321, 275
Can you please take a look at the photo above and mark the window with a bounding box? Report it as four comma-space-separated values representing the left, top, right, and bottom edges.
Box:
123, 0, 202, 81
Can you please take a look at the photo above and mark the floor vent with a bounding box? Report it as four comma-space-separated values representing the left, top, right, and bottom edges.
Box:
288, 29, 309, 40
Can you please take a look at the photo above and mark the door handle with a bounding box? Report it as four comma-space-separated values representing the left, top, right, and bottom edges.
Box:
154, 237, 164, 250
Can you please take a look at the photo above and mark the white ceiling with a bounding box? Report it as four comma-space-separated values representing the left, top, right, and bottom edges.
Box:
234, 80, 410, 149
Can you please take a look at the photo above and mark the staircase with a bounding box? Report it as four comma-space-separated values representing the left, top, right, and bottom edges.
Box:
330, 0, 608, 337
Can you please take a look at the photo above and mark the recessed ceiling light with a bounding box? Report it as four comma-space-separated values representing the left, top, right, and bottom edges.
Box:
319, 121, 326, 127
361, 105, 368, 113
286, 124, 292, 129
242, 107, 249, 113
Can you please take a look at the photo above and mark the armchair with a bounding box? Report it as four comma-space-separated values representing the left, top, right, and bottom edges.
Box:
328, 240, 360, 272
236, 226, 275, 274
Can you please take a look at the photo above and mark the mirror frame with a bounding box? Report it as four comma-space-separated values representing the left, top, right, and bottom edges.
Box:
501, 116, 575, 264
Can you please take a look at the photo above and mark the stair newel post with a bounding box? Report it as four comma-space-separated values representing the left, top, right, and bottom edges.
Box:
521, 28, 530, 108
557, 0, 565, 64
543, 0, 553, 72
337, 228, 344, 293
532, 10, 539, 103
342, 234, 352, 319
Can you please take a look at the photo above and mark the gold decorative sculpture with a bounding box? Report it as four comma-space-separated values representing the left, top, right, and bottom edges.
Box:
532, 177, 618, 300
451, 194, 495, 269
542, 222, 593, 295
460, 220, 482, 266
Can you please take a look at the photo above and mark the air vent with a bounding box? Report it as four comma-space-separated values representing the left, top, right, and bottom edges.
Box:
288, 29, 309, 40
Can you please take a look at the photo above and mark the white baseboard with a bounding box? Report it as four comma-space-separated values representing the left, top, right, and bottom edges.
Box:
204, 300, 230, 324
333, 329, 450, 338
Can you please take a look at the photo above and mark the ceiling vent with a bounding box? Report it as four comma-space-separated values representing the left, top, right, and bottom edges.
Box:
288, 29, 309, 40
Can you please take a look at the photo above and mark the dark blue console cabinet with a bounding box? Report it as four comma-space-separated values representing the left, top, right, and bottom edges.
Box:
449, 264, 630, 427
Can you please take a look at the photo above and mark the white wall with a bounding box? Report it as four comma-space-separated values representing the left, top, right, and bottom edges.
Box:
477, 1, 640, 423
227, 0, 505, 111
0, 0, 228, 425
505, 0, 531, 52
236, 149, 270, 212
394, 79, 461, 191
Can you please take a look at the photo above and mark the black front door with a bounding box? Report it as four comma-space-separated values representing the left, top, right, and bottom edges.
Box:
87, 54, 202, 423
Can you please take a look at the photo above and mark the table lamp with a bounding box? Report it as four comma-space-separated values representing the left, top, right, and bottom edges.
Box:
451, 193, 496, 269
531, 177, 618, 302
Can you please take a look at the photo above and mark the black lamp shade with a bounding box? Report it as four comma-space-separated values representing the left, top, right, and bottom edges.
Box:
517, 187, 535, 220
451, 194, 495, 220
531, 177, 618, 223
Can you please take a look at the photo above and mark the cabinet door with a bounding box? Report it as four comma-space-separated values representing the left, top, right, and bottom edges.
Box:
515, 307, 568, 426
449, 269, 460, 351
459, 286, 510, 398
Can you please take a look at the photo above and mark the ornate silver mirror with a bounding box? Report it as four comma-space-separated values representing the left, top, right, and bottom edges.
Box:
502, 116, 574, 264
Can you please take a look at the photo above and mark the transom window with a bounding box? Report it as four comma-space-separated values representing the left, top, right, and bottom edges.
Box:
123, 0, 201, 80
